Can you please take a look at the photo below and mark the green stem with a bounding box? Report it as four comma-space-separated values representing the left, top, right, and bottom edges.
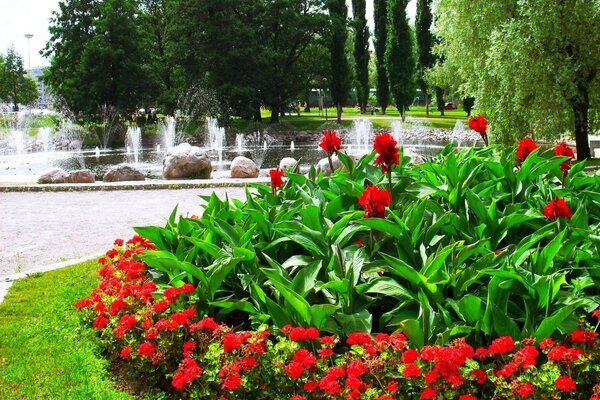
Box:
388, 170, 394, 210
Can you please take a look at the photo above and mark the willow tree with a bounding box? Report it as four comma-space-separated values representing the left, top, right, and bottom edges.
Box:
386, 0, 416, 121
373, 0, 389, 114
352, 0, 370, 114
434, 0, 600, 159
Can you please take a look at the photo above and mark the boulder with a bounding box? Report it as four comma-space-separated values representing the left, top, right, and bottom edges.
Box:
279, 157, 299, 173
405, 148, 425, 165
230, 156, 259, 178
316, 155, 344, 177
162, 143, 212, 179
38, 168, 68, 184
67, 169, 95, 183
103, 164, 145, 182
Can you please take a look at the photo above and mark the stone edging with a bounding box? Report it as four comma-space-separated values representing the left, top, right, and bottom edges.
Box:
0, 178, 270, 193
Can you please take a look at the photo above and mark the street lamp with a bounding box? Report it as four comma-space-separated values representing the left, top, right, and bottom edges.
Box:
24, 34, 33, 71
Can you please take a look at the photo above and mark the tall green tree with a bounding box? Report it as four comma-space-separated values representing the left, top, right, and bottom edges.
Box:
352, 0, 370, 114
386, 0, 416, 121
415, 0, 434, 117
373, 0, 389, 114
328, 0, 351, 123
434, 0, 600, 159
0, 47, 39, 111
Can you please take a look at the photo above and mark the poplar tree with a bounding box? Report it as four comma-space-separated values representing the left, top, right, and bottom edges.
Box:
373, 0, 389, 114
352, 0, 370, 114
415, 0, 434, 117
386, 0, 416, 121
328, 0, 351, 123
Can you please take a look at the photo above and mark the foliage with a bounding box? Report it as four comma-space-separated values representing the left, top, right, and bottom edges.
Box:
351, 0, 370, 114
0, 261, 134, 400
327, 0, 352, 123
386, 0, 416, 121
415, 0, 434, 116
373, 0, 390, 114
0, 47, 39, 111
77, 241, 600, 398
432, 0, 600, 158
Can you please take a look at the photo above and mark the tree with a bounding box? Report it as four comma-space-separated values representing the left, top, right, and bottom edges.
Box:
328, 0, 351, 123
434, 0, 600, 159
415, 0, 434, 117
0, 47, 39, 111
352, 0, 370, 114
373, 0, 390, 114
386, 0, 416, 121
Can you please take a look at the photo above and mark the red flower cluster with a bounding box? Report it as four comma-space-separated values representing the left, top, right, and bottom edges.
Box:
515, 137, 539, 163
319, 130, 342, 154
374, 132, 399, 173
468, 114, 488, 145
554, 141, 575, 175
358, 186, 391, 218
542, 197, 572, 220
269, 168, 284, 189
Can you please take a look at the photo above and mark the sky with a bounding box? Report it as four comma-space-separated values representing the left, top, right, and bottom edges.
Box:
0, 0, 416, 69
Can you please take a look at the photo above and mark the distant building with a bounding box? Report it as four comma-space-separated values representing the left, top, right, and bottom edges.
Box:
28, 67, 50, 109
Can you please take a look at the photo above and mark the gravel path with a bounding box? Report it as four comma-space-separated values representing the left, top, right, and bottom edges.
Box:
0, 187, 247, 277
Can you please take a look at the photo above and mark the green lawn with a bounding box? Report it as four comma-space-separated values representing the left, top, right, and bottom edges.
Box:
0, 261, 136, 400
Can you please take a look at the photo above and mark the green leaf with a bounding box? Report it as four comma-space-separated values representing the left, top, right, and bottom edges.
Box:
534, 303, 581, 341
335, 310, 372, 335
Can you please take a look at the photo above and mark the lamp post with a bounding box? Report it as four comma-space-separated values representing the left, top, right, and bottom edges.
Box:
24, 34, 33, 71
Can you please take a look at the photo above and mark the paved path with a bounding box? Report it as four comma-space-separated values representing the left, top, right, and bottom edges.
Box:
0, 187, 247, 277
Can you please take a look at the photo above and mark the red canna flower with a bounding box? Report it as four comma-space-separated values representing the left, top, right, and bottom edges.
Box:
516, 137, 539, 163
319, 130, 342, 154
269, 169, 284, 189
554, 375, 576, 392
554, 141, 575, 175
468, 114, 488, 145
358, 186, 391, 218
374, 132, 399, 173
543, 197, 572, 220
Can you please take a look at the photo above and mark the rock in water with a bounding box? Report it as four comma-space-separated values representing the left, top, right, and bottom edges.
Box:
162, 143, 212, 179
230, 156, 259, 178
67, 169, 95, 183
404, 148, 425, 164
38, 168, 68, 184
316, 155, 344, 177
279, 157, 299, 173
103, 164, 145, 182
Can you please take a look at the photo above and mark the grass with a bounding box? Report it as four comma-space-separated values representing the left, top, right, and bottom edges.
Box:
0, 261, 135, 400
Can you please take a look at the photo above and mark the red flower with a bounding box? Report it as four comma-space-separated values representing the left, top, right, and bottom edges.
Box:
593, 308, 600, 319
285, 361, 305, 379
120, 346, 132, 358
516, 137, 538, 162
289, 327, 307, 341
374, 132, 399, 173
542, 197, 572, 220
306, 327, 319, 339
137, 341, 156, 357
346, 332, 372, 346
488, 336, 514, 355
290, 396, 306, 400
468, 114, 488, 145
554, 141, 575, 174
172, 357, 202, 389
420, 388, 437, 399
319, 130, 342, 154
459, 395, 477, 400
570, 329, 598, 343
222, 333, 242, 352
516, 382, 534, 398
358, 186, 391, 218
221, 374, 241, 390
554, 375, 576, 392
402, 349, 419, 363
402, 363, 421, 378
269, 169, 284, 189
471, 369, 487, 384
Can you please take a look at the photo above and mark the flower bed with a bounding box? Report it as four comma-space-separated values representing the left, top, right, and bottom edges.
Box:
76, 133, 600, 398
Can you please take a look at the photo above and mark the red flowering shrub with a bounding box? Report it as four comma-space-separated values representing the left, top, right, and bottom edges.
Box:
358, 186, 390, 218
373, 132, 399, 173
543, 197, 573, 220
516, 137, 539, 163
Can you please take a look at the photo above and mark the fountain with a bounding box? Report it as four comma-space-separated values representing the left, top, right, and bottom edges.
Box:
236, 134, 244, 152
8, 129, 26, 155
38, 127, 52, 153
347, 119, 373, 154
159, 116, 178, 151
156, 144, 161, 153
391, 120, 408, 147
125, 126, 142, 164
206, 117, 225, 168
452, 120, 466, 148
290, 141, 295, 151
95, 146, 100, 159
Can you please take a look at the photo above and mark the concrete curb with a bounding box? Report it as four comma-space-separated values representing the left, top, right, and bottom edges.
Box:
0, 253, 103, 304
0, 178, 270, 193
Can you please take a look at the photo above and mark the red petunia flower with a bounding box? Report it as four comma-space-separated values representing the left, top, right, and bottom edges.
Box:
374, 132, 399, 173
542, 197, 572, 220
269, 169, 284, 189
554, 375, 576, 392
554, 141, 575, 175
319, 130, 342, 154
358, 186, 391, 218
516, 137, 539, 163
468, 114, 488, 145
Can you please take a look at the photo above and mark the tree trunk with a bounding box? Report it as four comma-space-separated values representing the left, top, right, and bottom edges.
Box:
424, 90, 429, 118
304, 92, 311, 112
401, 105, 406, 122
270, 103, 280, 123
253, 105, 262, 122
336, 103, 342, 123
571, 84, 591, 160
435, 87, 445, 116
